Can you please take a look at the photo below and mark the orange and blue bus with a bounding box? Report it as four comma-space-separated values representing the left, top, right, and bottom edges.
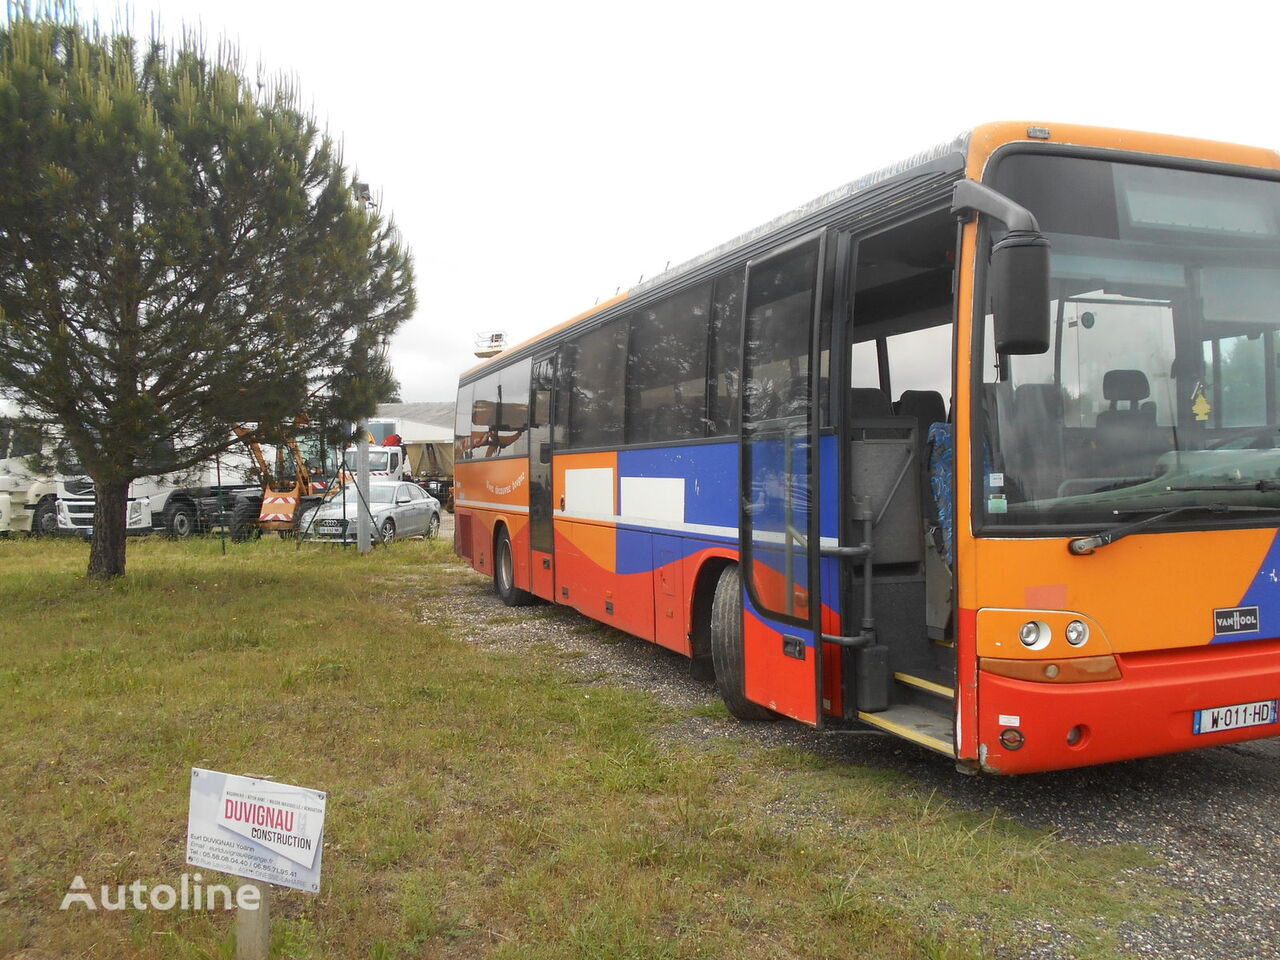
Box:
454, 121, 1280, 774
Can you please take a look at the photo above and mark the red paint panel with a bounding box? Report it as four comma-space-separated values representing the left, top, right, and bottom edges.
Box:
555, 523, 655, 642
510, 521, 533, 593
743, 608, 819, 725
472, 513, 493, 576
652, 537, 689, 655
956, 608, 979, 760
977, 636, 1280, 773
820, 603, 843, 717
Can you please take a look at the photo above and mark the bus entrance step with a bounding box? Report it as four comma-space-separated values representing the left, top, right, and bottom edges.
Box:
856, 704, 954, 756
894, 671, 954, 702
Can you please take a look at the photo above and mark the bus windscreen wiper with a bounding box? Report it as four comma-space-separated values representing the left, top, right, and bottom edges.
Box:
1068, 503, 1280, 555
1165, 479, 1280, 493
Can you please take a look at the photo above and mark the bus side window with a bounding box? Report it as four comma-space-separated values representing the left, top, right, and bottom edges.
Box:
626, 282, 711, 444
708, 267, 745, 436
886, 322, 953, 406
454, 383, 473, 461
566, 317, 629, 448
498, 359, 532, 457
849, 338, 880, 391
470, 372, 502, 458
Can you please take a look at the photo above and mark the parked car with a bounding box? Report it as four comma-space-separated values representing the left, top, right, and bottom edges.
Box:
301, 480, 440, 544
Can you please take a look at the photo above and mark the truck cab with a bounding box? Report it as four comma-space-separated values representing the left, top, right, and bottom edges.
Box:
0, 407, 57, 536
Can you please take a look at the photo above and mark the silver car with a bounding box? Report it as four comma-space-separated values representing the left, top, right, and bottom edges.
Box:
301, 481, 440, 544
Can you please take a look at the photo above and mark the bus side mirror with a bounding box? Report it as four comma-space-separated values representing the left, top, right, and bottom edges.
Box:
991, 231, 1051, 355
952, 179, 1051, 356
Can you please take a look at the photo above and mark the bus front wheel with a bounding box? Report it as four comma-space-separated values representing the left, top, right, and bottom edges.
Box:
494, 527, 534, 607
710, 565, 775, 721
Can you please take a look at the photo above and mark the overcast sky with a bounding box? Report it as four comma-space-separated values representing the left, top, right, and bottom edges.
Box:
73, 0, 1278, 401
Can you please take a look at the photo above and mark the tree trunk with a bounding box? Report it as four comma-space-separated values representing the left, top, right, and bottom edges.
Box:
87, 476, 130, 580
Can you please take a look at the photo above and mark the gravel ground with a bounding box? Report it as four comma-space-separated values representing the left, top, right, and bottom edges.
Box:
430, 517, 1278, 960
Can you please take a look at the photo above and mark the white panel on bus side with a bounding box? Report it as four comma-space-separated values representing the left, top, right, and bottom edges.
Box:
620, 476, 685, 525
563, 468, 616, 517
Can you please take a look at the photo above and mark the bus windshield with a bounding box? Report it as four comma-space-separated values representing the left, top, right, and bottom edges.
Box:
979, 154, 1280, 530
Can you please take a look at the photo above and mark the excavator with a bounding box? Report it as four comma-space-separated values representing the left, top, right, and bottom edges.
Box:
228, 421, 329, 540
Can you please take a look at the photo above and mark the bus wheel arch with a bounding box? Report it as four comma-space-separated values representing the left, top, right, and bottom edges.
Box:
690, 555, 736, 681
493, 522, 534, 607
709, 563, 776, 721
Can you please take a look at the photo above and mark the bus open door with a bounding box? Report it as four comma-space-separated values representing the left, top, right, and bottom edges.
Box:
734, 235, 827, 725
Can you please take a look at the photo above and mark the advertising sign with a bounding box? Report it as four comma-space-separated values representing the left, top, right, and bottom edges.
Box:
186, 768, 326, 893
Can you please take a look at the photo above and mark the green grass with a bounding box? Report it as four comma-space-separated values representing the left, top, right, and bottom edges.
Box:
0, 536, 1165, 959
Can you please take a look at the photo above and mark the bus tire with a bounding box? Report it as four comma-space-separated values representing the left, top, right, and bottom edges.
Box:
494, 526, 534, 607
710, 565, 775, 721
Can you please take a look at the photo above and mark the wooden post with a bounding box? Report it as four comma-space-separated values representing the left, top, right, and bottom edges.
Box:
236, 880, 271, 960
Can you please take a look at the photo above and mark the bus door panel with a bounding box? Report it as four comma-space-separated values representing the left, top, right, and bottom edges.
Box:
739, 236, 826, 727
528, 353, 557, 600
652, 534, 689, 654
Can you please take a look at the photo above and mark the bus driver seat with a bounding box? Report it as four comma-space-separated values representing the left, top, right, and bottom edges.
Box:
1095, 369, 1159, 479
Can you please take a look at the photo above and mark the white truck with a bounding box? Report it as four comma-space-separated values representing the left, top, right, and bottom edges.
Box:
56, 451, 260, 539
0, 405, 58, 536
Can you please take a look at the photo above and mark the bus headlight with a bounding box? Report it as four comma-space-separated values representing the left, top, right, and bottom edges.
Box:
1065, 620, 1090, 647
1018, 620, 1050, 650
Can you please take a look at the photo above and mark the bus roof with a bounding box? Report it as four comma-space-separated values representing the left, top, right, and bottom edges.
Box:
460, 121, 1280, 382
459, 129, 972, 381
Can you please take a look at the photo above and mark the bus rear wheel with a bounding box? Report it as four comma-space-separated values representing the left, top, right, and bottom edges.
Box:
710, 565, 775, 721
494, 527, 534, 607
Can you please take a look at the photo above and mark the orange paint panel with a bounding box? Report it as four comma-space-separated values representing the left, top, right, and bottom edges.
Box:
976, 609, 1113, 660
953, 218, 980, 615
571, 521, 616, 576
453, 457, 531, 511
964, 121, 1280, 181
553, 451, 617, 510
972, 529, 1274, 655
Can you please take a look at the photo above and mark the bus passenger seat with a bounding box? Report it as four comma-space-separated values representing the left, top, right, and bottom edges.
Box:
848, 387, 895, 439
896, 390, 947, 444
849, 387, 893, 417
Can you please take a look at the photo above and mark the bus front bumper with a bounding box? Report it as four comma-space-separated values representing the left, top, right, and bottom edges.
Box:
975, 637, 1280, 774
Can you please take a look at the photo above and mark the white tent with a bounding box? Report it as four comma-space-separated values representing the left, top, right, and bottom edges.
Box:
392, 418, 451, 444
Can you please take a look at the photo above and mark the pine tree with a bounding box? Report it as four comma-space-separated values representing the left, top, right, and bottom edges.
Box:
0, 7, 415, 577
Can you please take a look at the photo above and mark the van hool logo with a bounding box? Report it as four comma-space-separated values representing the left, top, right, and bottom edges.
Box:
1214, 606, 1260, 635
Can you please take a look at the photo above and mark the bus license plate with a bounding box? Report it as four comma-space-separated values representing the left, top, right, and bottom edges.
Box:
1193, 699, 1278, 735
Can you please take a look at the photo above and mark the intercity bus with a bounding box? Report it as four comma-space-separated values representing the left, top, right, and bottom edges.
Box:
453, 122, 1280, 774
